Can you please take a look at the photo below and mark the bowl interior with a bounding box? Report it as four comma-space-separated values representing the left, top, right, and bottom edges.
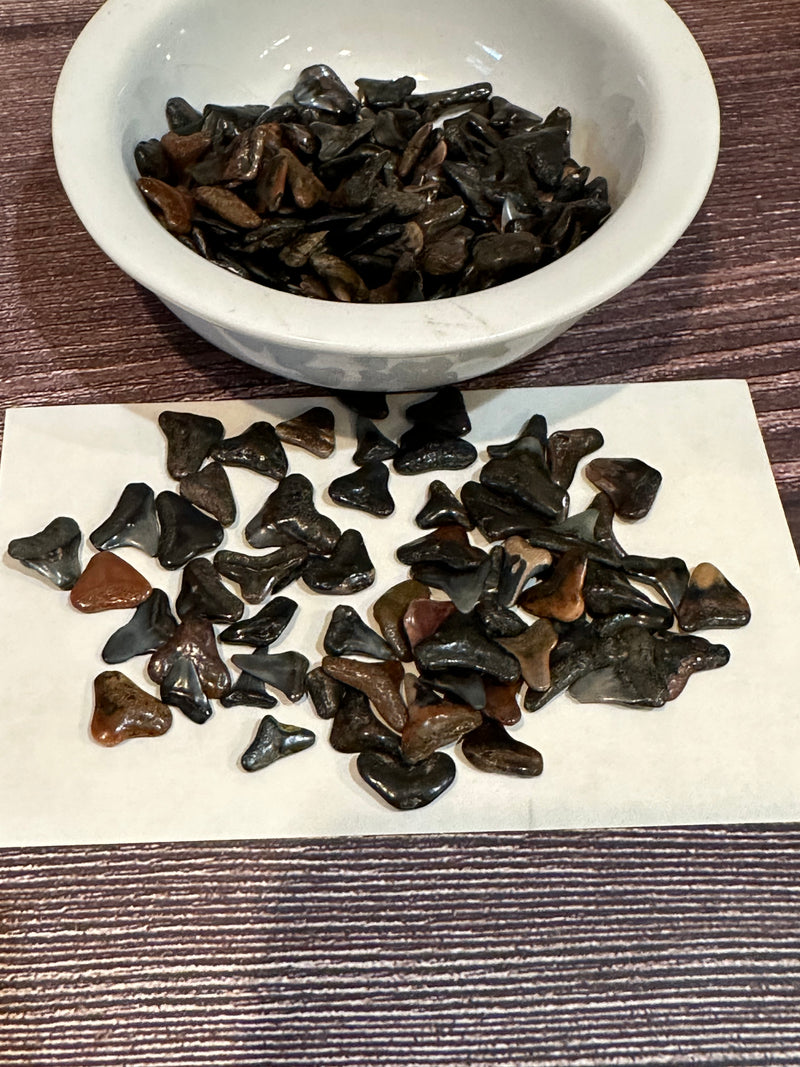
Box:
114, 0, 648, 200
53, 0, 718, 361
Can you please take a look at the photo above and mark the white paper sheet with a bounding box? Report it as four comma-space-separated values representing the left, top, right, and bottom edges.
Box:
0, 380, 797, 846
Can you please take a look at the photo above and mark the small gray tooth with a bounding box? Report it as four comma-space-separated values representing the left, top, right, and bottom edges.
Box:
323, 604, 395, 660
160, 655, 213, 723
155, 492, 224, 570
328, 460, 394, 516
221, 671, 278, 709
90, 482, 160, 555
102, 589, 177, 664
414, 479, 472, 530
8, 516, 82, 590
231, 649, 310, 702
176, 557, 244, 622
240, 714, 316, 772
218, 596, 298, 648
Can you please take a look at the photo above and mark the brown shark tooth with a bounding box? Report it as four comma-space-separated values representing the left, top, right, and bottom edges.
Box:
275, 406, 335, 458
158, 411, 225, 479
69, 552, 152, 613
90, 671, 172, 746
461, 717, 543, 777
179, 462, 237, 526
584, 457, 662, 521
676, 563, 751, 632
322, 655, 407, 731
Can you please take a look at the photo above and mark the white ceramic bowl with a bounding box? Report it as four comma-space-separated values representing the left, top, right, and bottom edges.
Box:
52, 0, 719, 392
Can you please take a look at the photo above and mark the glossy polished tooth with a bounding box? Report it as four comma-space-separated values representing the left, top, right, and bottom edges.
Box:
214, 546, 308, 602
240, 715, 316, 772
292, 63, 360, 115
401, 700, 482, 763
323, 604, 394, 660
245, 473, 341, 554
302, 529, 375, 595
155, 491, 224, 570
357, 748, 456, 810
393, 425, 478, 475
461, 717, 543, 777
231, 649, 310, 702
480, 450, 568, 521
158, 411, 225, 479
546, 427, 604, 489
275, 406, 335, 457
353, 416, 397, 465
413, 612, 521, 683
148, 616, 230, 699
584, 457, 662, 521
312, 115, 377, 162
568, 665, 646, 707
676, 562, 751, 632
211, 421, 288, 480
516, 547, 587, 622
8, 516, 82, 590
90, 670, 172, 746
69, 552, 152, 613
328, 460, 395, 516
397, 525, 486, 571
218, 595, 298, 647
179, 462, 237, 526
102, 588, 177, 664
322, 655, 407, 732
220, 670, 278, 709
373, 579, 430, 661
176, 557, 244, 622
414, 479, 472, 530
90, 482, 160, 555
160, 655, 213, 724
329, 686, 400, 754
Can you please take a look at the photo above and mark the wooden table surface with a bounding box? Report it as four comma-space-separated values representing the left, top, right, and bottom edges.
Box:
1, 2, 799, 1063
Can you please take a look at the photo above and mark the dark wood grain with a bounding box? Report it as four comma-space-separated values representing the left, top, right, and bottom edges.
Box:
1, 2, 799, 1064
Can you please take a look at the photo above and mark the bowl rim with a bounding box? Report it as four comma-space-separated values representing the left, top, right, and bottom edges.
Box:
51, 0, 720, 359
